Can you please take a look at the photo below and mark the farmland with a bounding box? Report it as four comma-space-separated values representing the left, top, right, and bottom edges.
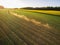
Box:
0, 9, 60, 45
25, 9, 60, 15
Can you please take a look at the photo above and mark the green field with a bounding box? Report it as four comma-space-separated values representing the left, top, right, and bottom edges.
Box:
0, 9, 60, 45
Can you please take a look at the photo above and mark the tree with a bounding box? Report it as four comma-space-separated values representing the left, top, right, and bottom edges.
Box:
0, 6, 4, 9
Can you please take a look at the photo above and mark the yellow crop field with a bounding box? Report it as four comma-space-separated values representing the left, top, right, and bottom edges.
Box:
27, 10, 60, 15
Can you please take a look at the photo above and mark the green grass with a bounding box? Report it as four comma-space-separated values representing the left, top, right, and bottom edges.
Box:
0, 9, 60, 45
12, 9, 60, 30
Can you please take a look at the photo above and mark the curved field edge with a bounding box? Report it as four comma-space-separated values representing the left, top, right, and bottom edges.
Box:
12, 9, 60, 30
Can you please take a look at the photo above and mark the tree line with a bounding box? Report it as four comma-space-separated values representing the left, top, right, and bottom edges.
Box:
21, 7, 60, 11
0, 5, 60, 11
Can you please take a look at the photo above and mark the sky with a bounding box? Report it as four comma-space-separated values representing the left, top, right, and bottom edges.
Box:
0, 0, 60, 8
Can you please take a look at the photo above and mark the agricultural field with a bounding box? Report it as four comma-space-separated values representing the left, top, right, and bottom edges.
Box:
25, 9, 60, 15
0, 9, 60, 45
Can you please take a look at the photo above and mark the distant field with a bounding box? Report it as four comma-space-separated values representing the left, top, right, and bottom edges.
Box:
25, 10, 60, 15
0, 9, 60, 45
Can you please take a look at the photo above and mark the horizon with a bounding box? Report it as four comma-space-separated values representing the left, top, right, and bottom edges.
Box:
0, 0, 60, 8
